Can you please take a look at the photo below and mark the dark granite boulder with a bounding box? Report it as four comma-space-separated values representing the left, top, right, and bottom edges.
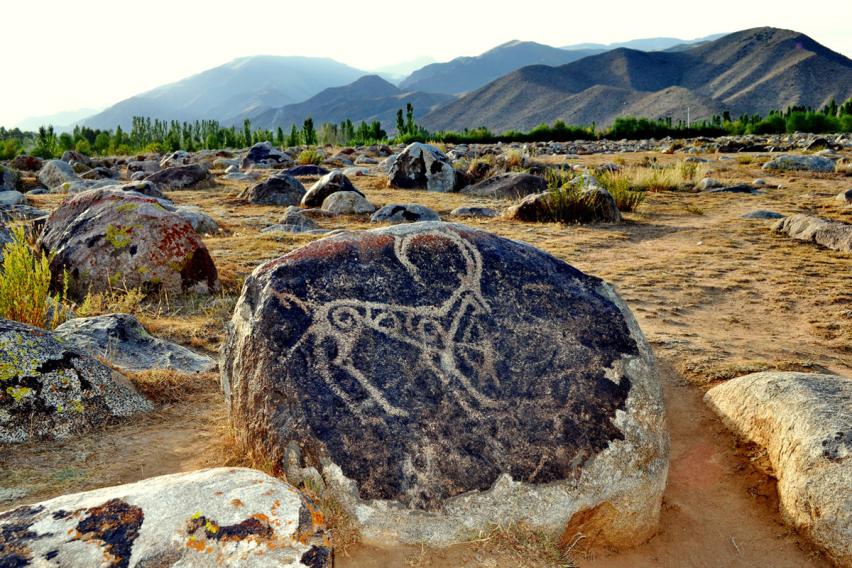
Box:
461, 172, 547, 199
144, 163, 209, 190
221, 221, 667, 546
285, 165, 331, 177
241, 174, 305, 206
387, 142, 457, 192
370, 203, 440, 224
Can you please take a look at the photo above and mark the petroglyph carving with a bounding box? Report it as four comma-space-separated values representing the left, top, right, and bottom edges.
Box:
276, 229, 500, 418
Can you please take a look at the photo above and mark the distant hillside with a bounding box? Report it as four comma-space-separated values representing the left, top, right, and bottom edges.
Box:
399, 41, 602, 95
249, 75, 454, 131
81, 56, 366, 130
16, 108, 102, 132
562, 34, 725, 52
423, 28, 852, 132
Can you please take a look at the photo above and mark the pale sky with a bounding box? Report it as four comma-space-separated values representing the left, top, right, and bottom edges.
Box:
1, 0, 850, 128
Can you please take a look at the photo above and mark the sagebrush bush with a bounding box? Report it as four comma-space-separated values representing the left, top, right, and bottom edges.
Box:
597, 172, 646, 212
297, 149, 323, 165
0, 227, 68, 329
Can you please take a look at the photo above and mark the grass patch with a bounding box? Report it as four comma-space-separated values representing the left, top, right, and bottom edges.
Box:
0, 227, 69, 329
78, 286, 146, 317
597, 171, 646, 212
460, 522, 577, 568
297, 149, 323, 165
125, 370, 218, 405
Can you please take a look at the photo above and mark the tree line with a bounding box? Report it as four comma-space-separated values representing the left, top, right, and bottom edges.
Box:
1, 98, 850, 160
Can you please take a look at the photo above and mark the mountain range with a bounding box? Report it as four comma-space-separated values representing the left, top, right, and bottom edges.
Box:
17, 28, 852, 134
423, 27, 852, 132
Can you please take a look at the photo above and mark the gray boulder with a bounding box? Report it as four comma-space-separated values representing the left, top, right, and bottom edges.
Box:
741, 210, 784, 220
321, 191, 376, 214
280, 206, 320, 230
9, 155, 42, 171
221, 222, 667, 546
773, 214, 852, 252
145, 163, 209, 190
302, 171, 361, 207
60, 150, 92, 166
0, 191, 25, 207
241, 174, 306, 206
836, 189, 852, 205
388, 142, 457, 192
504, 192, 549, 222
117, 180, 165, 199
38, 159, 80, 190
0, 165, 19, 191
54, 314, 215, 373
461, 172, 546, 199
762, 155, 836, 173
696, 177, 723, 190
703, 183, 760, 194
370, 203, 440, 223
126, 159, 160, 175
173, 205, 220, 235
0, 318, 151, 444
0, 468, 332, 567
705, 372, 852, 566
451, 206, 498, 218
159, 150, 192, 168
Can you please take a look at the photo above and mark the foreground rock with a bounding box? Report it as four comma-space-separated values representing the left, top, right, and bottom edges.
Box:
705, 372, 852, 566
370, 203, 439, 224
762, 155, 836, 173
0, 468, 331, 567
388, 142, 457, 192
451, 206, 498, 218
241, 173, 305, 205
221, 222, 667, 546
39, 188, 220, 298
145, 163, 209, 189
461, 172, 546, 199
0, 318, 151, 443
301, 171, 361, 207
55, 314, 215, 373
0, 165, 19, 191
773, 214, 852, 252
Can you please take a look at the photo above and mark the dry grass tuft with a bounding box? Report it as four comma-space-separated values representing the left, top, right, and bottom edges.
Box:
460, 522, 577, 568
125, 370, 219, 405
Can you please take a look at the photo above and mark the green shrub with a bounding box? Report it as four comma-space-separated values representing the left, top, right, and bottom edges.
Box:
543, 186, 613, 224
297, 149, 323, 165
597, 172, 646, 212
0, 227, 69, 329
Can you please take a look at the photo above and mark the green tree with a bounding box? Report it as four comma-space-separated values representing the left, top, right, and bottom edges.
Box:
302, 118, 316, 146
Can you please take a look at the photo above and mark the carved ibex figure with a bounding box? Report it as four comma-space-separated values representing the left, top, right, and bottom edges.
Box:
277, 229, 499, 420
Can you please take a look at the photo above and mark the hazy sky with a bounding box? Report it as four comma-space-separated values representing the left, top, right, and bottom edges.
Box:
2, 0, 850, 128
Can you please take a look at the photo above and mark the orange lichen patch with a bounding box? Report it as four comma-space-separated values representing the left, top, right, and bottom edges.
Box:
185, 536, 207, 552
231, 499, 244, 508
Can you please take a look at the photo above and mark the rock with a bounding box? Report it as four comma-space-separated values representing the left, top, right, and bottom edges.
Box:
213, 157, 240, 170
388, 142, 457, 192
38, 159, 80, 190
0, 318, 151, 443
696, 177, 723, 190
741, 210, 784, 220
130, 171, 146, 181
285, 165, 331, 177
342, 167, 370, 177
39, 188, 220, 298
173, 205, 220, 235
752, 178, 767, 186
9, 155, 42, 171
241, 141, 292, 169
80, 166, 118, 180
0, 224, 12, 262
144, 164, 209, 190
354, 155, 377, 165
0, 165, 19, 192
159, 150, 192, 168
0, 190, 25, 206
461, 173, 547, 199
762, 155, 836, 173
0, 205, 48, 222
836, 189, 852, 205
705, 372, 852, 566
221, 222, 667, 546
60, 150, 92, 166
504, 192, 550, 222
579, 185, 622, 222
0, 468, 332, 567
280, 206, 319, 228
302, 171, 362, 207
54, 313, 215, 373
703, 183, 760, 194
370, 203, 440, 223
241, 174, 306, 206
118, 180, 165, 199
126, 160, 160, 175
773, 214, 852, 252
450, 206, 498, 218
321, 191, 375, 215
261, 224, 328, 235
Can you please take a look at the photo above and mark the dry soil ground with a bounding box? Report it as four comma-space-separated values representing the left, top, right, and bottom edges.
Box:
1, 151, 849, 567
